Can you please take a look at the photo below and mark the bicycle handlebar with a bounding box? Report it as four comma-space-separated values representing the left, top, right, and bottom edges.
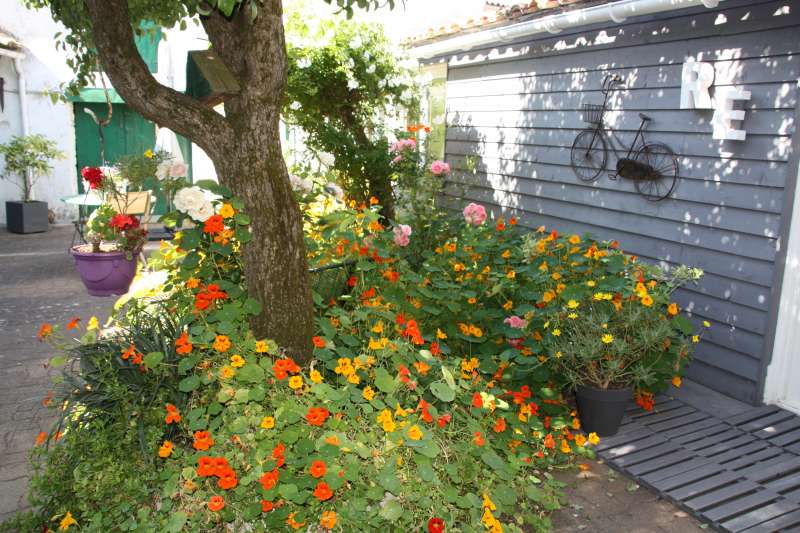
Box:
601, 74, 625, 95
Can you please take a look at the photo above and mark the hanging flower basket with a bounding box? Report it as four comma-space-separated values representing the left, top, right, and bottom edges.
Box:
71, 244, 138, 297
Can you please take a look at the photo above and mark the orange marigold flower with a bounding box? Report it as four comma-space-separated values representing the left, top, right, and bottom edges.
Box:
193, 430, 214, 451
37, 323, 53, 340
306, 407, 330, 427
260, 468, 280, 491
320, 510, 337, 529
313, 481, 334, 501
208, 495, 225, 512
310, 460, 327, 478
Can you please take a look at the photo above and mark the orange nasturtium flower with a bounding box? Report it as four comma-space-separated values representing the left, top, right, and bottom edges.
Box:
66, 317, 81, 330
37, 323, 53, 340
165, 404, 181, 424
287, 512, 306, 530
320, 510, 337, 529
35, 432, 47, 446
185, 277, 200, 289
407, 425, 423, 440
213, 335, 231, 352
306, 407, 330, 427
193, 430, 214, 451
260, 468, 280, 491
158, 440, 173, 458
310, 460, 327, 478
473, 431, 485, 446
219, 203, 235, 218
312, 336, 326, 348
208, 495, 225, 512
667, 302, 679, 316
175, 331, 193, 354
313, 481, 334, 501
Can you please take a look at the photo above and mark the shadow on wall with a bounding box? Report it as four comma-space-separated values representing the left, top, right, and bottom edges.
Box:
436, 0, 800, 403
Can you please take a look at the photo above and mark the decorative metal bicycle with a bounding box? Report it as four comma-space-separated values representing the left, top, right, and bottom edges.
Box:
570, 75, 679, 201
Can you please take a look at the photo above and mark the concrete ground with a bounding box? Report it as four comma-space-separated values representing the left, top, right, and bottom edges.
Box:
552, 461, 706, 532
0, 226, 706, 531
0, 226, 120, 522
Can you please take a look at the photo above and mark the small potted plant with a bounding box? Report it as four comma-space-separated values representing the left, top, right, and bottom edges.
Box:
71, 150, 188, 296
0, 134, 64, 233
547, 262, 703, 436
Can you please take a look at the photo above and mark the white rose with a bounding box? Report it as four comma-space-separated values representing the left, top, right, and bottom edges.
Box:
174, 186, 205, 213
188, 200, 214, 222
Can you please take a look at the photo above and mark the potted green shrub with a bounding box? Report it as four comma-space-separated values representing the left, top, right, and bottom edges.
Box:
0, 134, 64, 233
547, 262, 703, 436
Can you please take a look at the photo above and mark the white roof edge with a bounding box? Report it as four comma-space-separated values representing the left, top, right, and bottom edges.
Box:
410, 0, 723, 59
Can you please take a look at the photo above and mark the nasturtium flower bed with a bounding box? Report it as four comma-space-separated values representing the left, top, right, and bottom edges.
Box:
18, 181, 698, 532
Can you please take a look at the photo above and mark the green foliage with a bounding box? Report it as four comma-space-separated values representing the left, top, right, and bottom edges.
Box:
284, 8, 417, 211
0, 134, 64, 201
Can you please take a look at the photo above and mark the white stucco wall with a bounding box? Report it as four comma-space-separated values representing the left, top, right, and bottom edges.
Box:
0, 2, 79, 225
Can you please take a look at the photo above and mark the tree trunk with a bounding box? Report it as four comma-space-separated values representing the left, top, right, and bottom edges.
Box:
216, 109, 314, 362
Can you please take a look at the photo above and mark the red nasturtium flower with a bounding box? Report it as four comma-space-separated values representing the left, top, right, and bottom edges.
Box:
313, 481, 334, 501
208, 495, 225, 512
544, 433, 556, 449
218, 471, 238, 490
437, 414, 451, 428
197, 456, 215, 477
261, 500, 274, 513
309, 460, 327, 478
493, 417, 507, 433
35, 432, 47, 446
312, 336, 326, 348
192, 430, 214, 451
66, 316, 81, 330
273, 357, 301, 380
306, 407, 330, 427
473, 431, 485, 446
259, 468, 280, 491
428, 517, 445, 533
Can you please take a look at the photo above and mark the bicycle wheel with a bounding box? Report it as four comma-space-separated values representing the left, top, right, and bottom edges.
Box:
633, 142, 678, 201
571, 129, 608, 182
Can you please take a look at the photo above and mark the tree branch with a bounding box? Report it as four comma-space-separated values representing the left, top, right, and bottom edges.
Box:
83, 0, 232, 158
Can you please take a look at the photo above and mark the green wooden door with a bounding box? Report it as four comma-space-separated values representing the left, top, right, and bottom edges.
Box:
73, 102, 168, 213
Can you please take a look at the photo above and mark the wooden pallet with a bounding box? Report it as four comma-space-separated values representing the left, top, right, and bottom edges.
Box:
597, 398, 800, 532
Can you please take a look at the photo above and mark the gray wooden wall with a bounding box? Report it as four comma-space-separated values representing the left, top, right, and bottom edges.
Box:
431, 0, 800, 403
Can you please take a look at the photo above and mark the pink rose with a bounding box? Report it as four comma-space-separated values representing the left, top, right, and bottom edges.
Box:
429, 160, 450, 176
463, 203, 487, 226
392, 155, 403, 164
169, 162, 188, 178
393, 224, 412, 247
504, 316, 527, 329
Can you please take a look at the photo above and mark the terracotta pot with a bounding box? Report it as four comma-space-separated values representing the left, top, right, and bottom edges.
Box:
71, 247, 137, 297
575, 385, 632, 437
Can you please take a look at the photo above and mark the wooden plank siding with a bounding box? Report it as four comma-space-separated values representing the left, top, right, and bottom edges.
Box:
430, 0, 800, 403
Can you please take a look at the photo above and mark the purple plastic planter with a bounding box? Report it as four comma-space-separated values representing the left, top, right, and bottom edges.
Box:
71, 247, 138, 297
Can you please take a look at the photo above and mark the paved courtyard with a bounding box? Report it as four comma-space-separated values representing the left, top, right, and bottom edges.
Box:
0, 225, 704, 531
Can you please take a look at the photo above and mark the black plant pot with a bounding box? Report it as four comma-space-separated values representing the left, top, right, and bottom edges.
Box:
575, 385, 632, 437
6, 200, 49, 234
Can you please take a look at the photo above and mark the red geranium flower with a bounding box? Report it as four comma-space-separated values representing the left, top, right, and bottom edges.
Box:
428, 517, 445, 533
81, 166, 104, 189
109, 214, 140, 231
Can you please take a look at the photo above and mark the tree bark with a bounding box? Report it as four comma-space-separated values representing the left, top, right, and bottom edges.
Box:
84, 0, 314, 360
